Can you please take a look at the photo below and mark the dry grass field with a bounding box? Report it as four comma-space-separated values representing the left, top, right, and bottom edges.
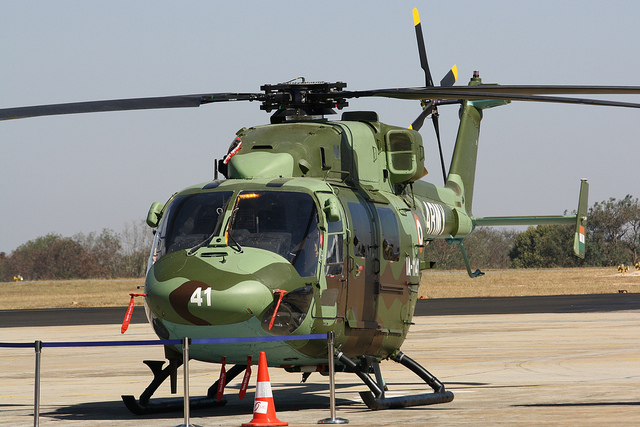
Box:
0, 278, 145, 310
419, 267, 640, 298
1, 268, 638, 310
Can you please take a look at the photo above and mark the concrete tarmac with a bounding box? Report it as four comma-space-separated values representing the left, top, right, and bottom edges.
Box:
1, 310, 639, 426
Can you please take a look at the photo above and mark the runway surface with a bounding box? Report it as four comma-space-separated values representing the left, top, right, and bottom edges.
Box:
1, 293, 639, 426
1, 292, 638, 327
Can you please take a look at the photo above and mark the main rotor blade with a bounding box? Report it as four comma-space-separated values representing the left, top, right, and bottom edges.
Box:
434, 85, 640, 95
349, 85, 640, 98
342, 87, 640, 109
0, 93, 262, 121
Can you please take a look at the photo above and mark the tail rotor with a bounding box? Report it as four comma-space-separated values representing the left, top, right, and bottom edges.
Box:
410, 8, 459, 184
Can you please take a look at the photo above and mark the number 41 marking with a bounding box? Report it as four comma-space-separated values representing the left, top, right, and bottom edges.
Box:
190, 287, 212, 307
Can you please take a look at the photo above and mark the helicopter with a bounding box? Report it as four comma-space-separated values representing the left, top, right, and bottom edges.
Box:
3, 7, 640, 415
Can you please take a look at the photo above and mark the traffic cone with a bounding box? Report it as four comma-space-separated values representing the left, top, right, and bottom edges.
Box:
242, 351, 288, 427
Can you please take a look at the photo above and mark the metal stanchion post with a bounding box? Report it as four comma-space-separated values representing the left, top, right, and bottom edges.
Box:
318, 331, 348, 424
176, 337, 201, 427
34, 340, 42, 427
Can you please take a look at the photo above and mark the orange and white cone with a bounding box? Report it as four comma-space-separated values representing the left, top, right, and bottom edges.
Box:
242, 351, 288, 427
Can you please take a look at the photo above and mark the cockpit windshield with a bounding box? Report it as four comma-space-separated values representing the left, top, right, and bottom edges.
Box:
228, 191, 320, 277
149, 190, 320, 277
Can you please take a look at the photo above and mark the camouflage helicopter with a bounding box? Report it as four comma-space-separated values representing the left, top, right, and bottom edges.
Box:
3, 7, 640, 415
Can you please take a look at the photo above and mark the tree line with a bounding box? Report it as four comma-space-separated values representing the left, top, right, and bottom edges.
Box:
0, 221, 153, 282
1, 196, 638, 281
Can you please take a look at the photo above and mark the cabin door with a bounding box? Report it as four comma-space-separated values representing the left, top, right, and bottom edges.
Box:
344, 195, 380, 329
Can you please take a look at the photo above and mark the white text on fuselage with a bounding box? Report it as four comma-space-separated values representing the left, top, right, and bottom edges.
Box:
406, 256, 420, 276
422, 201, 446, 235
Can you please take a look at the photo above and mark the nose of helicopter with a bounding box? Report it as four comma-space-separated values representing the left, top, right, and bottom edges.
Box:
144, 248, 298, 326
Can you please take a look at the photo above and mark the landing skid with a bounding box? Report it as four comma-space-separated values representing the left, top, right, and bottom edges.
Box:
122, 359, 246, 415
123, 351, 452, 414
122, 394, 227, 416
337, 350, 454, 410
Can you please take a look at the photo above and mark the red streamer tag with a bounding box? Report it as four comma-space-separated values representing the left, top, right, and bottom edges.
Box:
268, 290, 287, 331
216, 357, 227, 401
121, 296, 136, 334
223, 138, 242, 164
121, 293, 147, 334
239, 356, 252, 400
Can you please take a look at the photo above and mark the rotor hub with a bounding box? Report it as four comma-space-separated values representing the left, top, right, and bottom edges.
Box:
260, 80, 348, 123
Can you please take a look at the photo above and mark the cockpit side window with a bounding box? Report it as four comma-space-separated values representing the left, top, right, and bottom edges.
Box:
377, 206, 400, 262
325, 234, 344, 276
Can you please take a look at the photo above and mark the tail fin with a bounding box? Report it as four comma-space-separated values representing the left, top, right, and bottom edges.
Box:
573, 179, 589, 258
446, 73, 509, 215
445, 101, 480, 214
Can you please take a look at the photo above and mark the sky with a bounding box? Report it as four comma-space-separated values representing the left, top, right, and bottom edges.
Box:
2, 1, 640, 254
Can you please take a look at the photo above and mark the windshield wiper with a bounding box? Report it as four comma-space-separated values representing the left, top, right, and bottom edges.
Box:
226, 207, 243, 253
187, 198, 235, 256
187, 227, 218, 256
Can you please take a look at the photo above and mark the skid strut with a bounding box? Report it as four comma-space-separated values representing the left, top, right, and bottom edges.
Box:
122, 359, 246, 415
336, 350, 454, 410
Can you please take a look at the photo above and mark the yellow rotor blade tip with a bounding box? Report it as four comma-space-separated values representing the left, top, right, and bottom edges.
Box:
452, 64, 459, 82
413, 8, 421, 26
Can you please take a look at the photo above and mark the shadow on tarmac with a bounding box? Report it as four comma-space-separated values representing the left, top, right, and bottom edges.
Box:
45, 382, 360, 422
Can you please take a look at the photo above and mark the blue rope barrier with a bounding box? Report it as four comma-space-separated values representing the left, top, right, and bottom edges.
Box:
43, 339, 182, 348
0, 333, 327, 349
0, 342, 35, 348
